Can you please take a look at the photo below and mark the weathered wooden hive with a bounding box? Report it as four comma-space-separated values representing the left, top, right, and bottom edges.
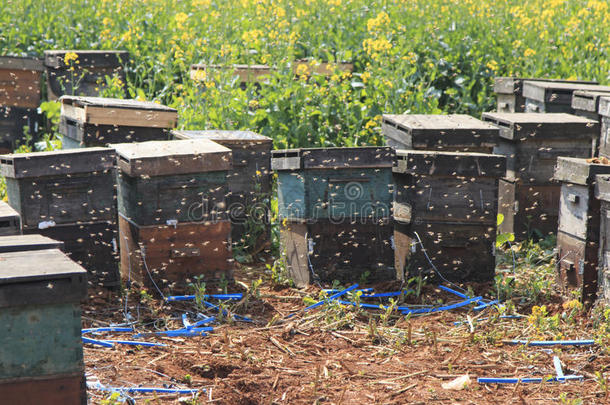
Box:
523, 81, 610, 114
598, 96, 610, 159
381, 114, 499, 153
113, 139, 234, 289
0, 200, 21, 236
482, 112, 599, 239
43, 50, 128, 100
172, 130, 272, 248
190, 64, 273, 87
0, 234, 64, 253
59, 96, 177, 148
272, 147, 395, 287
0, 56, 44, 152
0, 248, 87, 405
572, 91, 610, 156
393, 150, 506, 281
493, 77, 597, 113
594, 174, 610, 305
554, 157, 610, 304
0, 147, 119, 287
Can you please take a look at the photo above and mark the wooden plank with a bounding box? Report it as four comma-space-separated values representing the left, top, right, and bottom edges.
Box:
0, 147, 114, 178
0, 373, 86, 405
301, 147, 394, 169
171, 129, 272, 145
600, 96, 610, 117
0, 249, 87, 306
557, 183, 590, 240
113, 139, 232, 177
393, 150, 506, 178
116, 170, 229, 226
481, 112, 599, 141
493, 77, 598, 95
271, 149, 301, 170
0, 234, 63, 253
43, 50, 129, 69
0, 56, 44, 71
0, 302, 84, 379
59, 117, 171, 147
119, 216, 233, 289
523, 81, 610, 104
554, 157, 610, 185
572, 90, 610, 113
26, 222, 119, 288
0, 69, 42, 108
0, 200, 20, 236
395, 221, 496, 282
279, 221, 309, 288
556, 231, 599, 304
598, 202, 610, 305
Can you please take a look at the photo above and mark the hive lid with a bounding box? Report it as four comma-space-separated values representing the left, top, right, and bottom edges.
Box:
0, 147, 115, 178
493, 77, 597, 95
0, 55, 44, 71
599, 96, 610, 117
60, 96, 178, 128
171, 130, 272, 146
0, 200, 19, 221
571, 90, 610, 113
481, 112, 598, 141
0, 234, 64, 253
554, 157, 610, 185
0, 249, 87, 307
393, 150, 506, 178
43, 50, 129, 69
382, 114, 499, 147
271, 147, 394, 170
112, 139, 232, 176
522, 81, 610, 105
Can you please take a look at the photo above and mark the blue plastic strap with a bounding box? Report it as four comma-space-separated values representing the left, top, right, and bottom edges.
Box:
166, 294, 243, 301
401, 296, 483, 314
478, 375, 583, 384
82, 337, 114, 348
82, 327, 134, 334
304, 284, 359, 312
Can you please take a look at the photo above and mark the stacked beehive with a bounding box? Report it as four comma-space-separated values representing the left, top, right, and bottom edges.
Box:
171, 130, 273, 250
114, 139, 234, 290
0, 56, 44, 152
272, 147, 395, 287
522, 81, 610, 114
59, 96, 177, 148
0, 147, 119, 287
0, 239, 87, 405
482, 113, 598, 239
0, 200, 21, 236
43, 50, 128, 100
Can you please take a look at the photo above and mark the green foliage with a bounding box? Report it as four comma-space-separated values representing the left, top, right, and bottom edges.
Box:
495, 214, 515, 248
2, 0, 606, 148
188, 275, 207, 313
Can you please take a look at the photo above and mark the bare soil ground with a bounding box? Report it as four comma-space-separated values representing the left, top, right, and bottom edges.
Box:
82, 265, 610, 405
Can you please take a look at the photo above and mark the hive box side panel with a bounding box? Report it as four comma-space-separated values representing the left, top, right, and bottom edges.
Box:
0, 303, 83, 379
556, 231, 598, 303
279, 221, 309, 288
0, 373, 86, 405
277, 171, 306, 220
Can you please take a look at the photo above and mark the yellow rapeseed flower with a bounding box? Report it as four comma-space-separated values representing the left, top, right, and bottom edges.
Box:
63, 52, 79, 65
524, 48, 536, 57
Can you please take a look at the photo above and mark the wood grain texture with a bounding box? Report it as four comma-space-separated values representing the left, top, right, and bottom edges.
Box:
24, 222, 119, 288
280, 219, 394, 286
0, 373, 86, 405
0, 249, 87, 307
493, 77, 597, 95
523, 81, 610, 105
0, 234, 63, 253
395, 221, 496, 282
556, 228, 599, 304
482, 112, 599, 141
0, 200, 20, 236
119, 216, 233, 289
598, 202, 610, 305
0, 106, 39, 151
59, 117, 171, 147
0, 69, 42, 108
113, 139, 232, 177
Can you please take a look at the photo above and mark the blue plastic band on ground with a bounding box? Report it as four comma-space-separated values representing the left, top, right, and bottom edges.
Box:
478, 375, 583, 384
505, 339, 595, 346
82, 336, 114, 348
82, 327, 134, 334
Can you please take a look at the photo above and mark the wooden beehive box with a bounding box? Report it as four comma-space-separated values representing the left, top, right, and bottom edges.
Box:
0, 248, 87, 405
114, 139, 234, 287
43, 50, 128, 100
0, 147, 116, 230
171, 130, 272, 247
572, 90, 610, 156
113, 139, 232, 226
272, 147, 395, 287
594, 174, 610, 305
494, 77, 597, 113
0, 56, 44, 108
523, 81, 610, 114
0, 234, 63, 253
23, 221, 119, 288
59, 96, 177, 148
554, 157, 610, 304
393, 150, 506, 281
598, 96, 610, 159
190, 63, 273, 86
0, 200, 20, 236
0, 106, 39, 153
482, 112, 599, 239
381, 114, 499, 153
